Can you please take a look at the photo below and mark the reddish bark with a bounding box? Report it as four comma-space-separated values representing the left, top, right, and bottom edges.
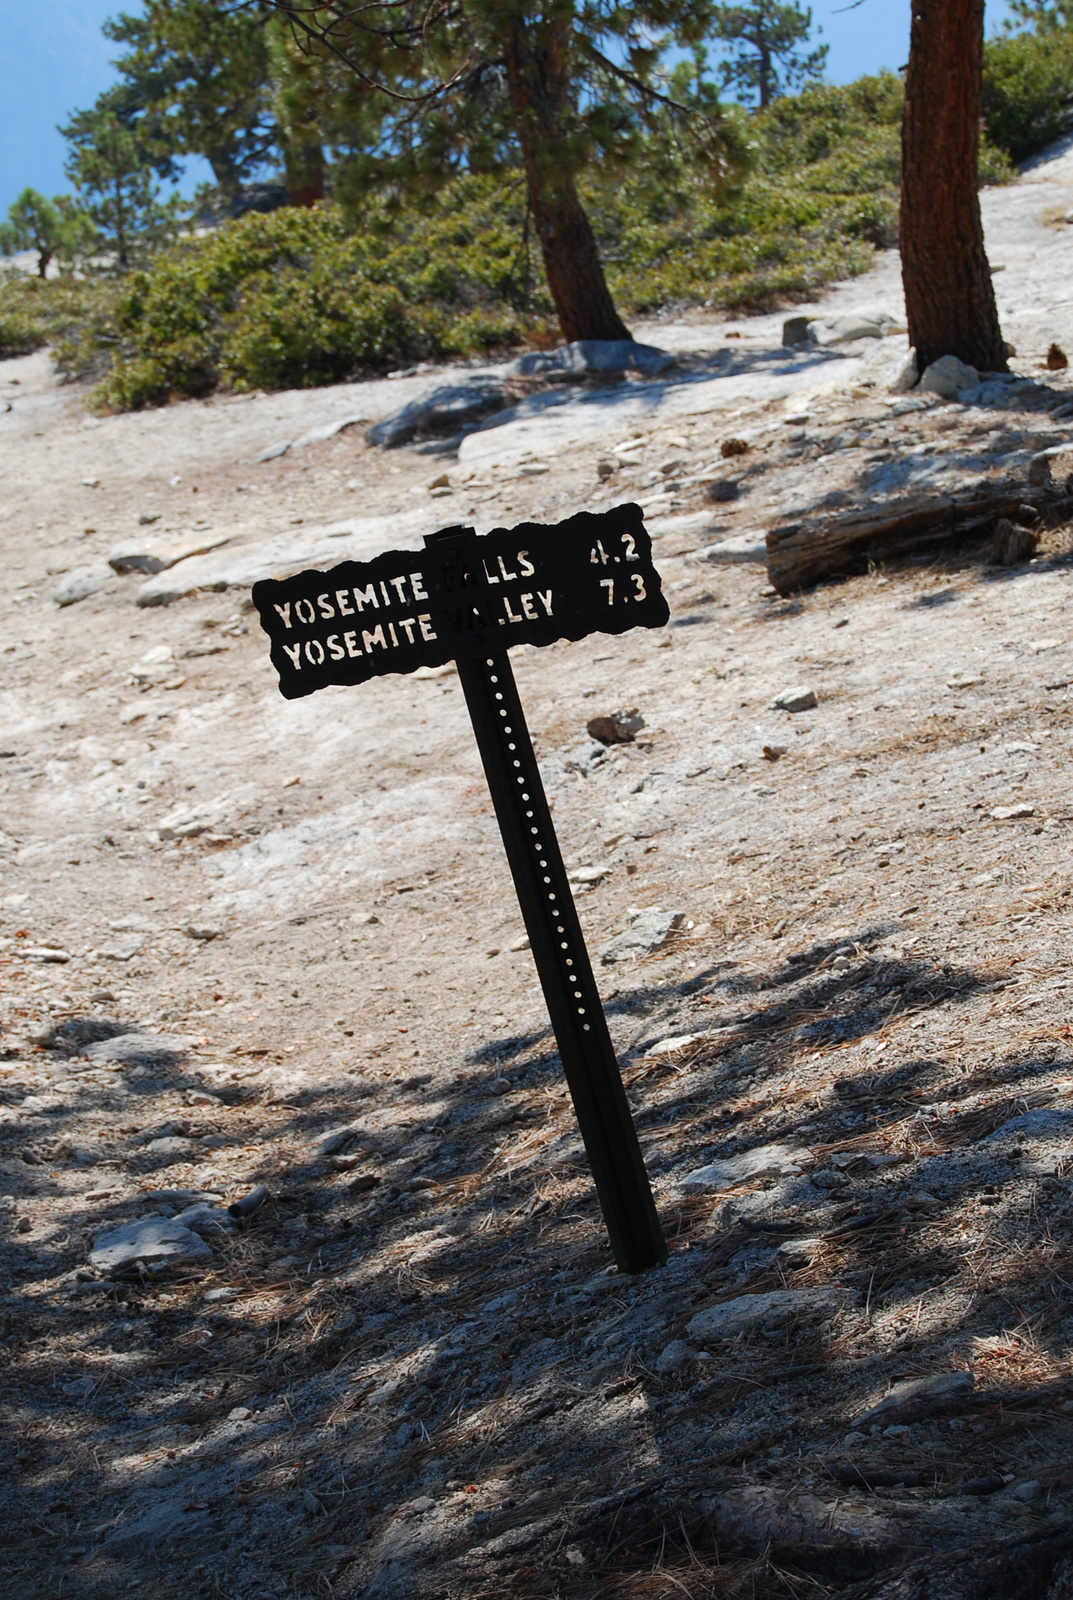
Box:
900, 0, 1007, 373
504, 25, 632, 344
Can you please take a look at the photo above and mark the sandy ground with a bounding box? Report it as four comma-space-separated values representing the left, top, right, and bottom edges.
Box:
3, 154, 1073, 1600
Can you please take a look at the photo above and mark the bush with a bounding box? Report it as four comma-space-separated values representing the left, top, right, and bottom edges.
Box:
0, 273, 116, 364
982, 27, 1073, 163
86, 188, 546, 410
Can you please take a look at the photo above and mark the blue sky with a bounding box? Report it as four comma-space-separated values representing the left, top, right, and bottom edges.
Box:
1, 0, 1019, 216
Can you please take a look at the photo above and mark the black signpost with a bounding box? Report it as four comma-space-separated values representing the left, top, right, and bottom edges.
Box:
253, 503, 670, 1273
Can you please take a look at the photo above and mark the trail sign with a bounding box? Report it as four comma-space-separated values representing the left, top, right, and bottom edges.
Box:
253, 504, 666, 698
253, 504, 670, 1274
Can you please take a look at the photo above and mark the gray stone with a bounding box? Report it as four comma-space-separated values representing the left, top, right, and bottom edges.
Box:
854, 1370, 974, 1428
295, 415, 366, 447
564, 739, 609, 775
142, 1136, 194, 1163
52, 566, 112, 607
782, 317, 812, 348
253, 440, 291, 463
365, 381, 513, 448
600, 908, 684, 964
88, 1216, 213, 1273
586, 707, 643, 744
98, 935, 146, 962
1027, 443, 1073, 489
108, 532, 230, 575
84, 1031, 189, 1067
917, 355, 979, 398
807, 313, 892, 346
771, 686, 817, 713
890, 347, 919, 393
697, 533, 767, 563
986, 1108, 1073, 1142
173, 1203, 234, 1234
679, 1142, 807, 1193
655, 1338, 694, 1373
511, 340, 675, 380
108, 546, 168, 575
687, 1287, 846, 1343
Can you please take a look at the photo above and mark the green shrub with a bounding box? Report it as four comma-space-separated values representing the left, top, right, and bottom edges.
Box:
982, 27, 1073, 163
87, 191, 546, 410
0, 274, 117, 364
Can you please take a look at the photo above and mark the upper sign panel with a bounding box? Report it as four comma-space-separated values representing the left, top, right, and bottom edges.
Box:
252, 503, 668, 699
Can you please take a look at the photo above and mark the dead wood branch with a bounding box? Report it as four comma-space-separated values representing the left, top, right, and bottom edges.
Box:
765, 485, 1063, 595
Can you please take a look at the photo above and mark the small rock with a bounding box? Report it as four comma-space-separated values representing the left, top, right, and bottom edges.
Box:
986, 1108, 1073, 1142
1010, 1480, 1042, 1502
599, 908, 684, 965
990, 803, 1035, 820
917, 354, 979, 398
294, 415, 365, 447
889, 348, 919, 393
314, 1127, 358, 1158
52, 566, 112, 607
142, 1136, 194, 1164
655, 1338, 694, 1373
1046, 343, 1068, 371
774, 1236, 824, 1267
679, 1142, 806, 1193
782, 316, 812, 347
98, 935, 146, 962
771, 686, 817, 713
365, 380, 512, 448
20, 946, 71, 963
204, 1286, 241, 1302
85, 1031, 189, 1067
570, 863, 613, 885
645, 1031, 707, 1058
511, 340, 674, 379
184, 925, 223, 941
1027, 443, 1073, 489
253, 440, 291, 463
228, 1404, 253, 1420
854, 1370, 973, 1429
687, 1288, 846, 1343
697, 533, 767, 563
808, 312, 895, 346
721, 437, 750, 459
586, 707, 643, 744
348, 1172, 381, 1193
565, 739, 609, 775
704, 479, 740, 503
89, 1217, 212, 1273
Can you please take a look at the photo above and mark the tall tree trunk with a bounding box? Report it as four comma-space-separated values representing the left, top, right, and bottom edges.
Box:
900, 0, 1007, 373
504, 25, 632, 345
282, 137, 325, 208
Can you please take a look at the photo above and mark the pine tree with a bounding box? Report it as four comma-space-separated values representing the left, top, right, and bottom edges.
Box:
103, 0, 276, 209
258, 0, 746, 345
709, 2, 828, 109
60, 96, 182, 270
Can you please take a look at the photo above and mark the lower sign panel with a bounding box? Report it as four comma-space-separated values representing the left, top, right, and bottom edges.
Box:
252, 503, 668, 699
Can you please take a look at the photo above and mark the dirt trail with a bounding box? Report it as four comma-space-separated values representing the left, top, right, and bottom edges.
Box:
3, 156, 1073, 1600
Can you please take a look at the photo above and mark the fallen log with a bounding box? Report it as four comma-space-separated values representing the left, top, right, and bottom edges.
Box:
765, 484, 1060, 595
837, 1531, 1073, 1600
